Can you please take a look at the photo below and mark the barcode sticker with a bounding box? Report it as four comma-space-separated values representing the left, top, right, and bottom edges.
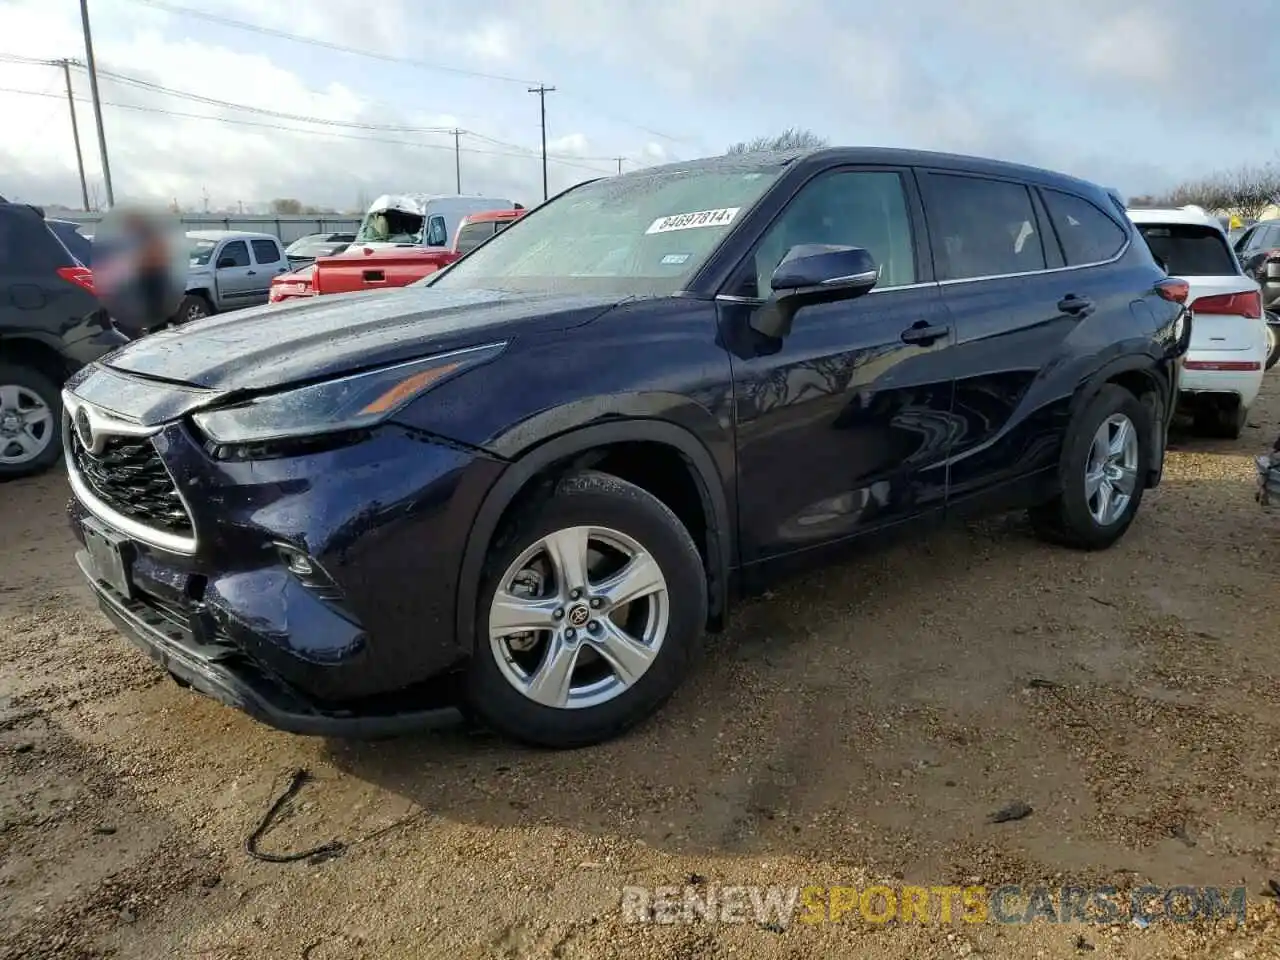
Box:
645, 207, 741, 234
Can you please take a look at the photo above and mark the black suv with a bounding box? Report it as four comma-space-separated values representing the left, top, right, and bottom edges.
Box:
62, 148, 1189, 747
0, 201, 127, 480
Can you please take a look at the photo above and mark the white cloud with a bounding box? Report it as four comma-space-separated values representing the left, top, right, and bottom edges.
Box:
463, 22, 516, 62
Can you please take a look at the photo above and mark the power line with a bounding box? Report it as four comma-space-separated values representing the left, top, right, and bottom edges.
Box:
95, 67, 456, 134
0, 85, 617, 175
85, 62, 639, 166
123, 0, 540, 86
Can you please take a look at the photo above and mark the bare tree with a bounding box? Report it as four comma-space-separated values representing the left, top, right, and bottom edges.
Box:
270, 197, 304, 215
727, 128, 829, 155
1222, 164, 1280, 221
1157, 162, 1280, 220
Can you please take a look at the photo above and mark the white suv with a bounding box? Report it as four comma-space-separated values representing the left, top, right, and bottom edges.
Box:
1128, 205, 1268, 439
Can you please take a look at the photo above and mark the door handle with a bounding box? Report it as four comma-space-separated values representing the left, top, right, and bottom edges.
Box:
1058, 294, 1093, 315
246, 270, 257, 276
900, 321, 950, 346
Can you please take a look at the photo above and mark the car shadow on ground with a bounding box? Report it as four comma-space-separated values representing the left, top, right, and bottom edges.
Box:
322, 468, 1280, 889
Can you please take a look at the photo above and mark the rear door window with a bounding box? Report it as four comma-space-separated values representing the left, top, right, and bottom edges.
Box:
251, 239, 281, 264
919, 173, 1046, 280
1040, 189, 1127, 266
1136, 223, 1240, 276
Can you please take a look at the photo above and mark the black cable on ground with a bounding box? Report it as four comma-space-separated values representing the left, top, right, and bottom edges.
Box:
245, 768, 346, 864
246, 767, 427, 866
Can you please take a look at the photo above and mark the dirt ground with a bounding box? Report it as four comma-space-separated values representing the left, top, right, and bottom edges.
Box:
3, 378, 1280, 960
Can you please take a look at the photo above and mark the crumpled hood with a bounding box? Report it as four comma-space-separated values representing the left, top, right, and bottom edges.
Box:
100, 287, 622, 393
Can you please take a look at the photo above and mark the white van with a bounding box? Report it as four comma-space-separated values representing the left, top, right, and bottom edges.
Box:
353, 194, 520, 251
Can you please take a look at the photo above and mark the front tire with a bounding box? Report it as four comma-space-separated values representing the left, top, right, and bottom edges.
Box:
175, 293, 212, 326
1029, 384, 1151, 550
468, 470, 707, 748
0, 364, 62, 481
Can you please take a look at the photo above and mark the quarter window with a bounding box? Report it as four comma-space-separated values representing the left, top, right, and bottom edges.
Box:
920, 174, 1045, 280
1041, 189, 1127, 266
741, 169, 916, 298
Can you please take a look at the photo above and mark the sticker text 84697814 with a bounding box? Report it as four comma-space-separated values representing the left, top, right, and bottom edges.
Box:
645, 207, 741, 235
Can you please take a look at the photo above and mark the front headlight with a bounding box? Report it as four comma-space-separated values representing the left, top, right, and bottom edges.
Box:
192, 342, 505, 445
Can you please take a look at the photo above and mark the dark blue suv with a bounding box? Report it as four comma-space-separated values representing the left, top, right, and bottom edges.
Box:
63, 148, 1190, 747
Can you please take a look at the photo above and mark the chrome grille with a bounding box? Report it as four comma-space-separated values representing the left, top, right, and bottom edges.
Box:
70, 429, 193, 537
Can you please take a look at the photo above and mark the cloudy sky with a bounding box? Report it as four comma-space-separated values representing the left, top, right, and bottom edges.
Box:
0, 0, 1272, 213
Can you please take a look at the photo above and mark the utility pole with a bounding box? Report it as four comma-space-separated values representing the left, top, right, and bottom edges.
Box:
78, 0, 114, 207
59, 59, 90, 211
527, 84, 556, 201
451, 128, 462, 193
615, 157, 625, 175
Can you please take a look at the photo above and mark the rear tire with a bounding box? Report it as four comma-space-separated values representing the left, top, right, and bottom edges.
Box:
1265, 319, 1279, 371
1029, 384, 1151, 550
468, 470, 706, 749
0, 364, 62, 481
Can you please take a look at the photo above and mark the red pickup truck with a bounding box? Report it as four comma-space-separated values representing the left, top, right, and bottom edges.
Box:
269, 208, 525, 303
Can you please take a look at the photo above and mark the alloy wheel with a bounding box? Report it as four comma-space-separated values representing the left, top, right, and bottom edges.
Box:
488, 525, 670, 710
1084, 413, 1139, 526
0, 385, 54, 466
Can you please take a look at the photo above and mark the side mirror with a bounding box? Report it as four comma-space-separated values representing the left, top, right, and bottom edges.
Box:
750, 244, 879, 339
216, 256, 236, 269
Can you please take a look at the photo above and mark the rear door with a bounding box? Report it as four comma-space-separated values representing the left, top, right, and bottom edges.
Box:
213, 240, 257, 307
1135, 220, 1262, 354
919, 170, 1076, 504
249, 238, 289, 304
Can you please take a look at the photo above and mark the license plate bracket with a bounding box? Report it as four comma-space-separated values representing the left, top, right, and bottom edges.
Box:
82, 518, 133, 599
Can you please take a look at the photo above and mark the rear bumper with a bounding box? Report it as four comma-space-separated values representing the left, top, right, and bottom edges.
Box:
1179, 356, 1265, 407
79, 549, 465, 738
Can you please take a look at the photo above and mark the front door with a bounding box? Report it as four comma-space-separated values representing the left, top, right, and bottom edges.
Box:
719, 166, 958, 565
214, 239, 258, 307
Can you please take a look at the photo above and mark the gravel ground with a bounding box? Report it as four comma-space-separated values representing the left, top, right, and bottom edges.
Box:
2, 376, 1280, 959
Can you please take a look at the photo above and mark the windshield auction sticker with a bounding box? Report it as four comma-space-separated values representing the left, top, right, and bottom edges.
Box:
645, 207, 741, 234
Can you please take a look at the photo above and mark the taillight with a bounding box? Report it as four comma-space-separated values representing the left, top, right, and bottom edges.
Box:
56, 265, 95, 295
1156, 278, 1189, 303
1192, 290, 1262, 318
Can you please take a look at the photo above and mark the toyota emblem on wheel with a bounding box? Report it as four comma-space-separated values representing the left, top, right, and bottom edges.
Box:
567, 604, 590, 627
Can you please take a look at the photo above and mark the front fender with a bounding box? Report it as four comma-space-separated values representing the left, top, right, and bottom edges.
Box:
452, 412, 736, 654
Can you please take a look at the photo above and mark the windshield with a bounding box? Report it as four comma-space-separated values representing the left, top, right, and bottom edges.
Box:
189, 238, 217, 266
426, 166, 783, 296
355, 207, 424, 244
1137, 223, 1239, 276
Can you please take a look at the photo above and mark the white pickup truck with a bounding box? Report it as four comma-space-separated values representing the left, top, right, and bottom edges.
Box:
178, 230, 290, 323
